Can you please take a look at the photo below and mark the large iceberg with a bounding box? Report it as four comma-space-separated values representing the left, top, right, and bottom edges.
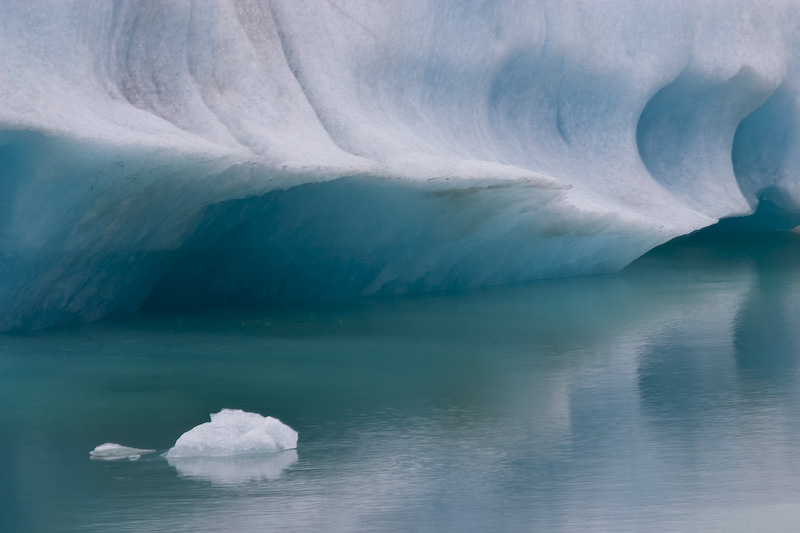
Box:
3, 0, 800, 330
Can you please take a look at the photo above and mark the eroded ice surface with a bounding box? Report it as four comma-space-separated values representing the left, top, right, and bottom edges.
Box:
89, 443, 156, 461
3, 1, 800, 330
165, 409, 298, 458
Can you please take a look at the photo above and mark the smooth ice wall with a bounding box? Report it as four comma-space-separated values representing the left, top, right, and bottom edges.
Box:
2, 0, 800, 330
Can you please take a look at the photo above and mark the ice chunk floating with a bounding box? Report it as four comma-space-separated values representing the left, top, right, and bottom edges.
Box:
89, 443, 156, 461
4, 1, 800, 330
165, 409, 298, 458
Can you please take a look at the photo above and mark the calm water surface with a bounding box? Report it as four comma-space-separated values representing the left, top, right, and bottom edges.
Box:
3, 235, 800, 532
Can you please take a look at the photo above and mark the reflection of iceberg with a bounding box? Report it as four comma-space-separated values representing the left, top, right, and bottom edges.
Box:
89, 443, 156, 461
166, 409, 298, 458
167, 450, 298, 485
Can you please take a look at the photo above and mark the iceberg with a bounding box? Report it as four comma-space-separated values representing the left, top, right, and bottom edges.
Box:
3, 1, 800, 330
165, 409, 298, 458
89, 443, 156, 461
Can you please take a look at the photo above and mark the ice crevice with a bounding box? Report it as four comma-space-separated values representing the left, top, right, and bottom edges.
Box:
3, 1, 800, 331
732, 85, 800, 221
636, 67, 778, 219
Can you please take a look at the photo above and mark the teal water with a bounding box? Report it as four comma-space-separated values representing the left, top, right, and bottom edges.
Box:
3, 235, 800, 532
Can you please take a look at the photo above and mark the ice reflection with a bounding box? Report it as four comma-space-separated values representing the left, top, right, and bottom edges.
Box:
167, 450, 298, 485
733, 240, 800, 385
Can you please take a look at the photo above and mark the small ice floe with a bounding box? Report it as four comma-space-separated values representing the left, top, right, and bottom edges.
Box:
165, 408, 297, 458
90, 443, 156, 461
164, 409, 298, 485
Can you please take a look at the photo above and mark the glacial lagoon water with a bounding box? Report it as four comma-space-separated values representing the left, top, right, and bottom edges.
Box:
3, 234, 800, 532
